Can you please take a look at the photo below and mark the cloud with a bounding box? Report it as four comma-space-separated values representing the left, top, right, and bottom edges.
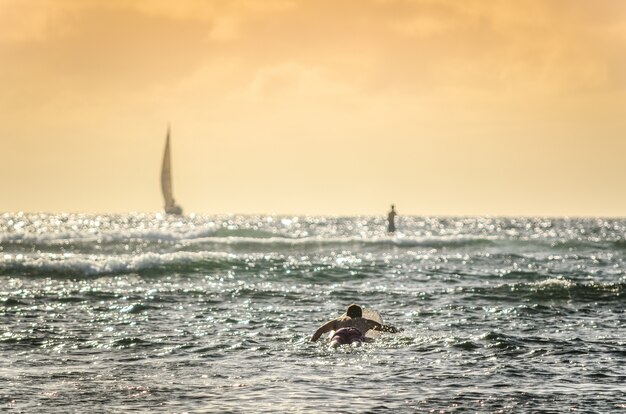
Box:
0, 0, 75, 43
0, 0, 297, 45
247, 62, 355, 101
112, 0, 297, 40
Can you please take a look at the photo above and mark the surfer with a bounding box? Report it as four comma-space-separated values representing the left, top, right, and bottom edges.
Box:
310, 304, 401, 348
387, 204, 397, 233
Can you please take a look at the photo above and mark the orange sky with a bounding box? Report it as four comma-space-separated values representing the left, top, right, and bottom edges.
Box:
1, 0, 625, 216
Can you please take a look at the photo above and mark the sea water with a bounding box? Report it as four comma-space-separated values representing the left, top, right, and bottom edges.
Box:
0, 213, 624, 412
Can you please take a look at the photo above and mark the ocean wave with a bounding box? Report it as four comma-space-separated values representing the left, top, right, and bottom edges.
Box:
547, 238, 626, 251
463, 278, 625, 303
1, 231, 501, 253
0, 225, 223, 245
0, 251, 237, 277
0, 251, 395, 279
182, 234, 497, 248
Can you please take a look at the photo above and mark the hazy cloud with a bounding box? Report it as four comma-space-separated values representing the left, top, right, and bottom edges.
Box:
2, 0, 626, 214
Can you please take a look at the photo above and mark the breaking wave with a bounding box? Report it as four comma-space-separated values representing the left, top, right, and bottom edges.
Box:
0, 251, 237, 277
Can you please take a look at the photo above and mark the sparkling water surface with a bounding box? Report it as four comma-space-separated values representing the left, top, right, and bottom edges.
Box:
1, 213, 625, 412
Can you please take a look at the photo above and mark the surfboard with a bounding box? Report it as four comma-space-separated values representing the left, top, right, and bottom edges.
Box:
363, 308, 383, 340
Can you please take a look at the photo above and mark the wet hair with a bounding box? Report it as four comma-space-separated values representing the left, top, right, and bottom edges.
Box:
346, 304, 362, 318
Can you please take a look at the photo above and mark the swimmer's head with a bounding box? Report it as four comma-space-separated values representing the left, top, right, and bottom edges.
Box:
346, 304, 362, 318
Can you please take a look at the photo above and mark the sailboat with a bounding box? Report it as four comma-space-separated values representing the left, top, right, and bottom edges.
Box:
161, 126, 183, 215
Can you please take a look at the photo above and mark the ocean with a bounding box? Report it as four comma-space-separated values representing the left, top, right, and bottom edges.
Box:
1, 213, 624, 412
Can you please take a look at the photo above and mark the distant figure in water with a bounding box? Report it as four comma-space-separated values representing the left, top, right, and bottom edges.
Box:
387, 204, 397, 233
310, 304, 401, 348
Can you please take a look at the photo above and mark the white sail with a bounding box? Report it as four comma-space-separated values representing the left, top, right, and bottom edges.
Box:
161, 126, 183, 215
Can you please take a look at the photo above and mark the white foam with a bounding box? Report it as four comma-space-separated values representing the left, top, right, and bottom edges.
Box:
0, 251, 233, 276
532, 277, 574, 288
0, 226, 222, 245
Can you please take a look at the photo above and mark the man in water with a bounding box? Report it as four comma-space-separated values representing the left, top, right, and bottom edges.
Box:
387, 204, 397, 233
310, 304, 401, 347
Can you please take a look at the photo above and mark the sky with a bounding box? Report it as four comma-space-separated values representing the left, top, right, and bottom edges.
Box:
1, 0, 626, 217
